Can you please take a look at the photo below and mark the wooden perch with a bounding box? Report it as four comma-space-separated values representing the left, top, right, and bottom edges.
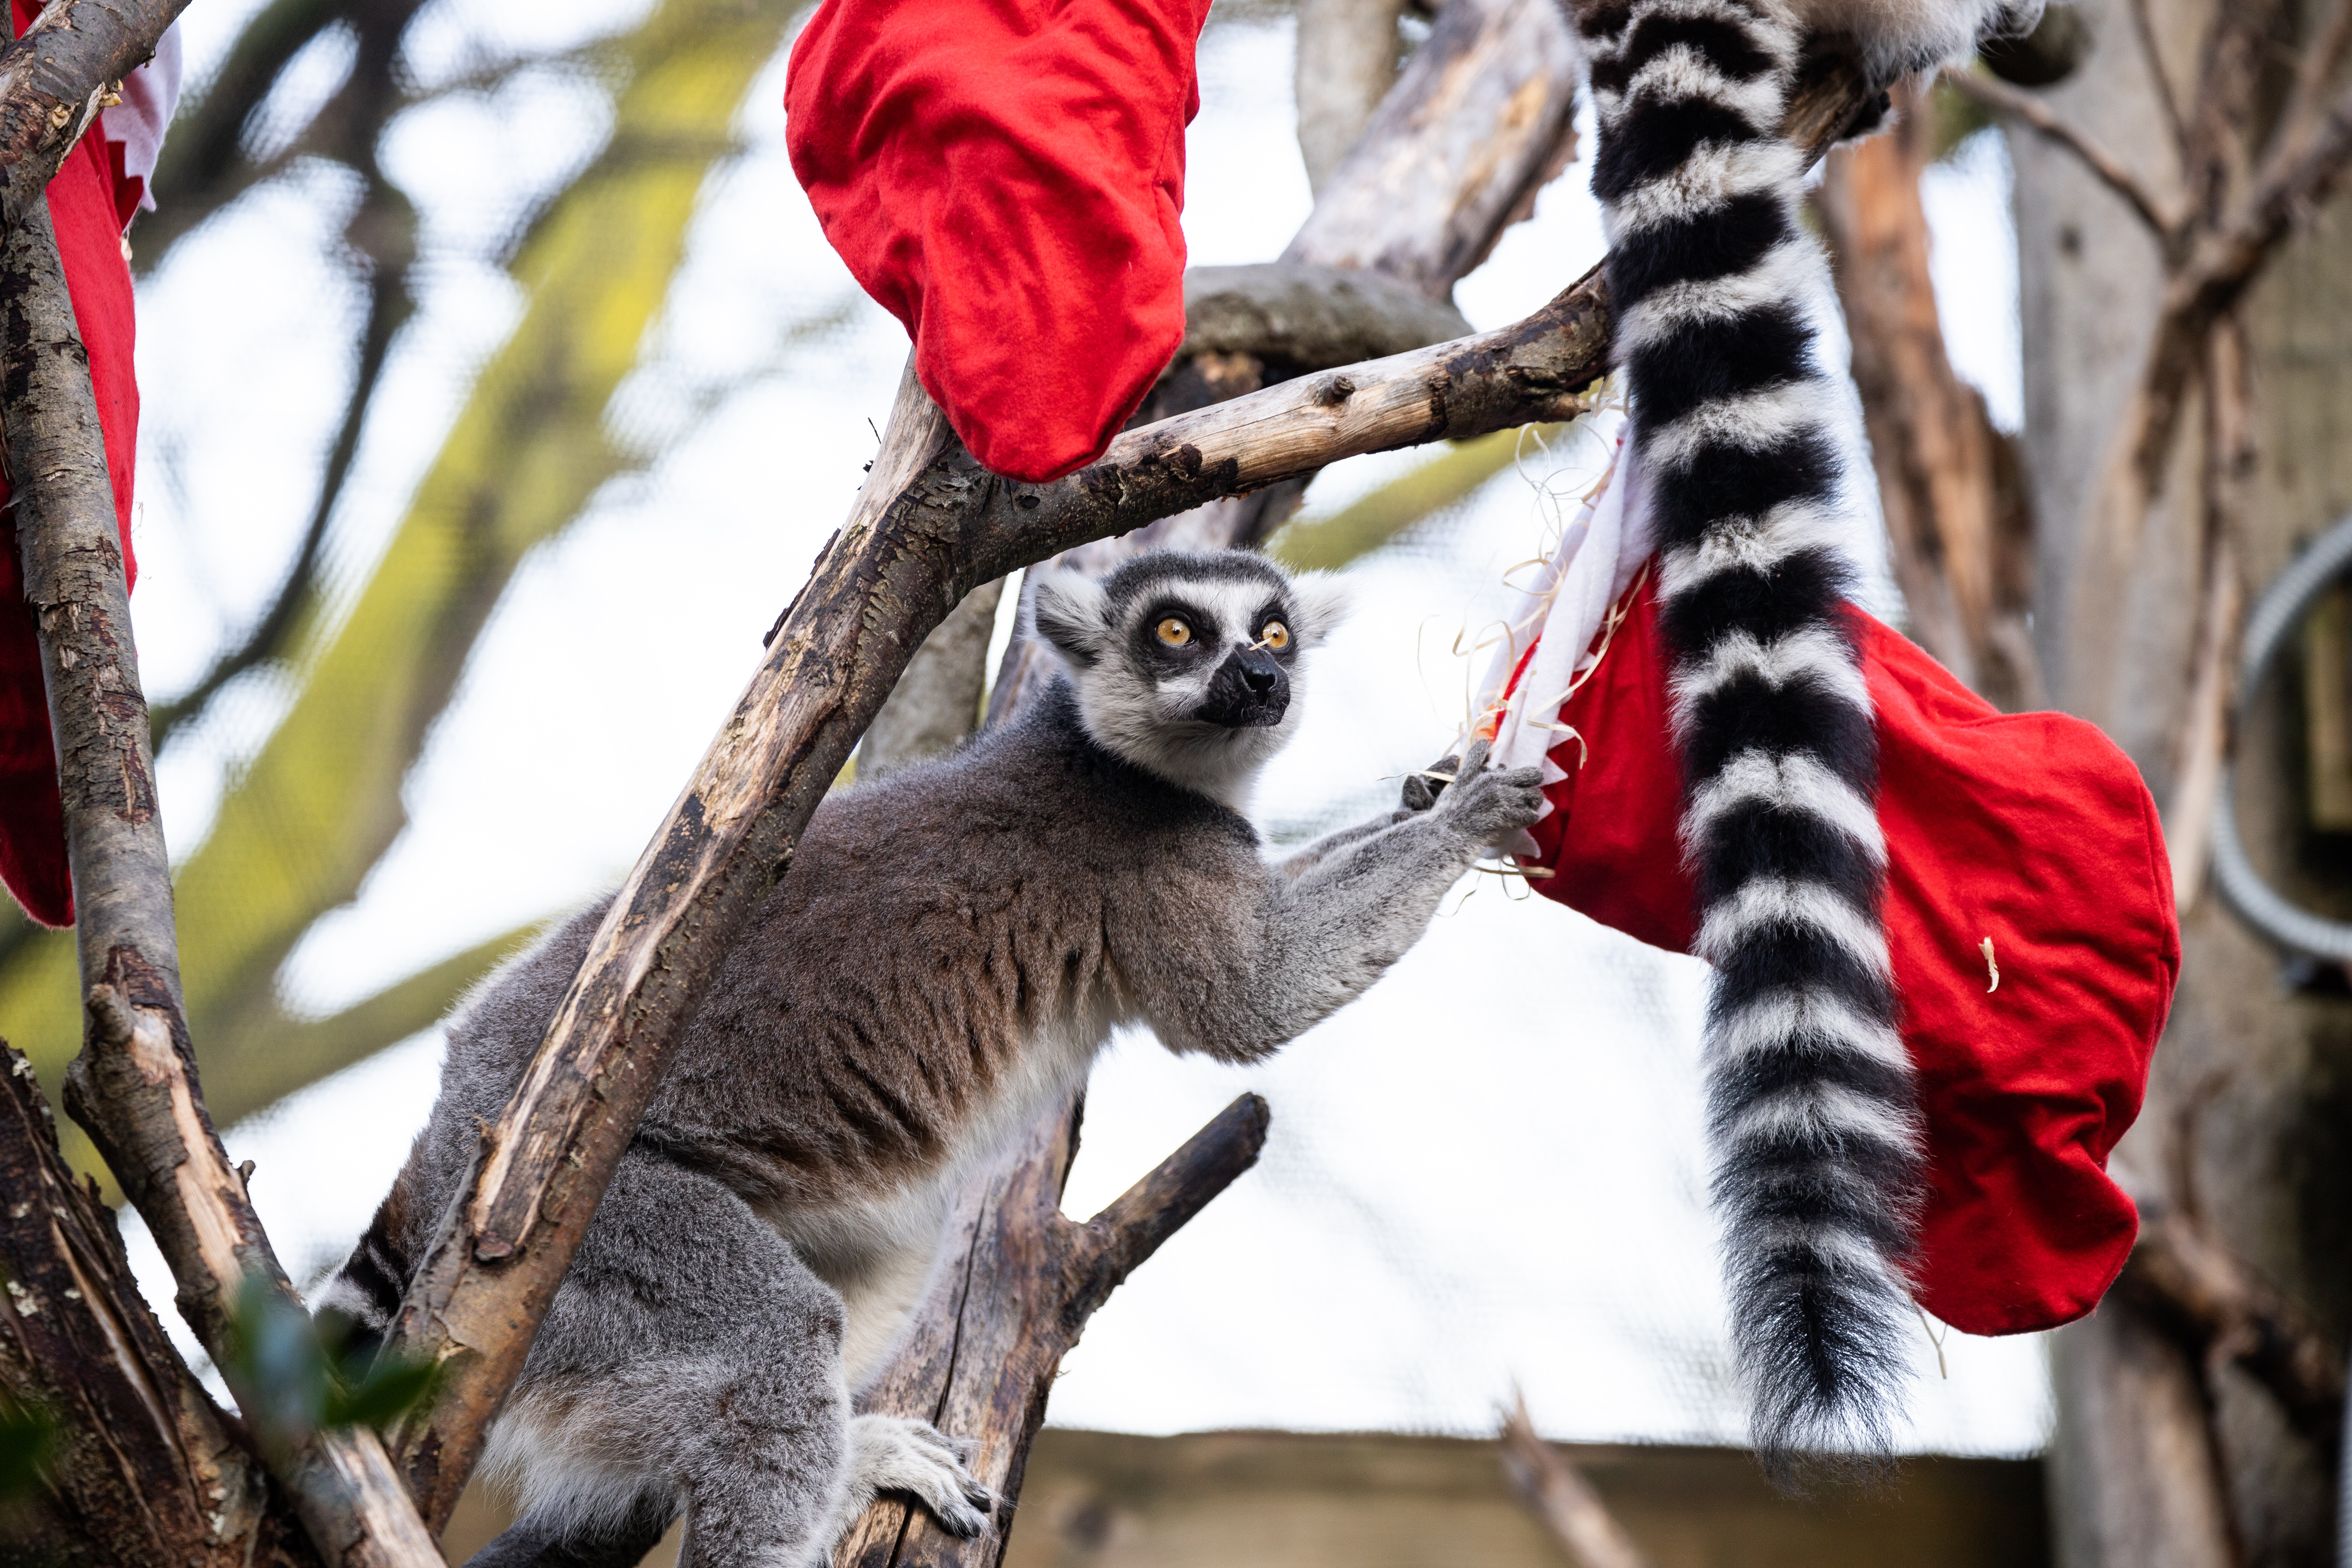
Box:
0, 0, 189, 235
834, 1093, 1270, 1567
1499, 1394, 1655, 1568
0, 1041, 311, 1567
1, 133, 440, 1567
2116, 1206, 2347, 1454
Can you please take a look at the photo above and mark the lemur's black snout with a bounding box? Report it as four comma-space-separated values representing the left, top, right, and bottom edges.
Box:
1199, 646, 1288, 728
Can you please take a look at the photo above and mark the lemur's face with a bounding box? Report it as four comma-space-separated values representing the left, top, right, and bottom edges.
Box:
1029, 550, 1348, 801
1129, 579, 1297, 730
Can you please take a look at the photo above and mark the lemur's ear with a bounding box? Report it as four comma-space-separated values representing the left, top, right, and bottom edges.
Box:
1029, 570, 1113, 669
1285, 571, 1351, 649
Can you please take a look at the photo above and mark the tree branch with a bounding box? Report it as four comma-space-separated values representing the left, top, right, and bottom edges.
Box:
1945, 68, 2182, 236
1, 124, 440, 1567
1179, 262, 1472, 371
833, 1094, 1270, 1567
2116, 1206, 2347, 1454
1499, 1393, 1655, 1568
0, 0, 188, 240
0, 1042, 314, 1568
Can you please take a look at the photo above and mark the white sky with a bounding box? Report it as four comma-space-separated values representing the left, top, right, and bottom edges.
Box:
112, 0, 2044, 1454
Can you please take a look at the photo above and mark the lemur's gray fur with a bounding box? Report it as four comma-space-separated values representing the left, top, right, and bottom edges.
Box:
323, 548, 1544, 1568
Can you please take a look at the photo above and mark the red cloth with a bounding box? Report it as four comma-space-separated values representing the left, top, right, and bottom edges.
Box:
0, 29, 145, 928
1525, 570, 2174, 1335
785, 0, 1212, 482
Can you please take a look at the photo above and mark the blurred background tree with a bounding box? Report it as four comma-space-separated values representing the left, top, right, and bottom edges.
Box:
0, 0, 822, 1169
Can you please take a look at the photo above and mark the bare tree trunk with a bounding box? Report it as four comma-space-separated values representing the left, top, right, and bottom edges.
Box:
2010, 0, 2352, 1556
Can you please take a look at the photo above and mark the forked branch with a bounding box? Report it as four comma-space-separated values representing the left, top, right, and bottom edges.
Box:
832, 1094, 1271, 1567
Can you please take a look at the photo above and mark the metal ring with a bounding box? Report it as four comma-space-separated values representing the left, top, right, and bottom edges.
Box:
2211, 513, 2352, 962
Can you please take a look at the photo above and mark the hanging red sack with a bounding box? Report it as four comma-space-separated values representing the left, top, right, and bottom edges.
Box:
1516, 570, 2174, 1334
784, 0, 1214, 483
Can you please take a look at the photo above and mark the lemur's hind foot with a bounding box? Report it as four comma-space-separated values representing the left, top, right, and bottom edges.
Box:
827, 1414, 997, 1543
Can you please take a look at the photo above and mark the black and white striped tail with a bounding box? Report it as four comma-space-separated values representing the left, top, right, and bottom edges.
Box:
1577, 0, 1924, 1470
317, 1183, 415, 1357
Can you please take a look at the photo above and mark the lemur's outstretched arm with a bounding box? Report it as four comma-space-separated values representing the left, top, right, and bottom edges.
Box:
1274, 751, 1466, 880
1150, 741, 1542, 1060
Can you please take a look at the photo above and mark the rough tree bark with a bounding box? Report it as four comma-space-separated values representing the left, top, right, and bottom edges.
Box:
0, 1041, 314, 1568
2, 112, 442, 1568
1999, 0, 2352, 1557
830, 1095, 1270, 1568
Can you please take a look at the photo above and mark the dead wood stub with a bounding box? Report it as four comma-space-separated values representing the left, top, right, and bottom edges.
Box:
834, 1093, 1270, 1568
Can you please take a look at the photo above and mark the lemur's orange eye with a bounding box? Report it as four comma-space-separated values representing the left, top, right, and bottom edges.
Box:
1261, 621, 1290, 651
1156, 617, 1192, 647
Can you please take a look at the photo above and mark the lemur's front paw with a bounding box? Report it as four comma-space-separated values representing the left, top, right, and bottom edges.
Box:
1401, 753, 1459, 813
1432, 738, 1545, 845
846, 1414, 998, 1539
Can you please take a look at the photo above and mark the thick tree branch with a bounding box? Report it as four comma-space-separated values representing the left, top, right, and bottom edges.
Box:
1179, 262, 1472, 371
2, 138, 439, 1567
0, 1042, 315, 1568
833, 1094, 1269, 1567
1286, 0, 1580, 296
0, 0, 188, 240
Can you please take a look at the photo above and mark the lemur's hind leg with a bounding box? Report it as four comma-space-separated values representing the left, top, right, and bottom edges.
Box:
473, 1151, 988, 1568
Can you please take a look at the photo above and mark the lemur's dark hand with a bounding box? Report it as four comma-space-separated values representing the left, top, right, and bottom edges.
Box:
1401, 753, 1461, 813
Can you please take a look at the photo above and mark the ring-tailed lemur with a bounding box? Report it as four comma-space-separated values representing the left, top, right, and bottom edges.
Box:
323, 549, 1544, 1568
1573, 0, 2039, 1468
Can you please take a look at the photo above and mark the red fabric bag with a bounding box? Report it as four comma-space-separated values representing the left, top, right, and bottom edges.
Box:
0, 45, 145, 928
1523, 570, 2174, 1334
785, 0, 1214, 482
